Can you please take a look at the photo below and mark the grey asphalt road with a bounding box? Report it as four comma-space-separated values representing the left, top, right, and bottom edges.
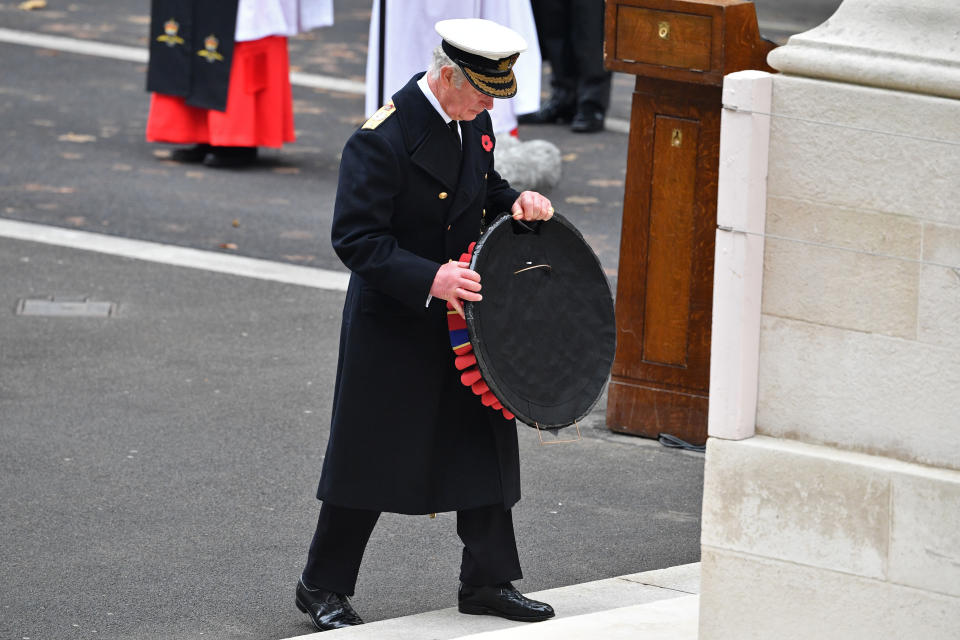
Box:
0, 238, 704, 639
0, 0, 843, 279
0, 0, 629, 279
0, 1, 842, 638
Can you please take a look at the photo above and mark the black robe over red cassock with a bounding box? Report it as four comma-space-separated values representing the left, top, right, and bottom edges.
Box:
317, 74, 522, 515
146, 0, 239, 111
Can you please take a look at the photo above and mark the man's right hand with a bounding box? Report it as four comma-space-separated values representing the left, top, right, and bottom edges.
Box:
430, 261, 481, 318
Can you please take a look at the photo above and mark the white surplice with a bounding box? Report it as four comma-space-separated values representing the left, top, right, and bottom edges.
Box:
235, 0, 335, 41
364, 0, 541, 134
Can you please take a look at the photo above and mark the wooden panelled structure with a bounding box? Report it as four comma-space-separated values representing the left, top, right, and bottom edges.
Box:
604, 0, 775, 445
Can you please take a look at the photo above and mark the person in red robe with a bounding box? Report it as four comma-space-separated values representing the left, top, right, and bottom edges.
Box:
145, 0, 333, 167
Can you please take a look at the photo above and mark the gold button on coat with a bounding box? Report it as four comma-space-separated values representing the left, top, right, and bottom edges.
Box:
438, 192, 448, 200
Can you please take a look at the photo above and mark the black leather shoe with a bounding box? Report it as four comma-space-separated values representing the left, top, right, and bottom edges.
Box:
518, 95, 576, 125
295, 578, 364, 631
202, 146, 258, 168
169, 144, 212, 163
570, 108, 605, 133
458, 582, 555, 622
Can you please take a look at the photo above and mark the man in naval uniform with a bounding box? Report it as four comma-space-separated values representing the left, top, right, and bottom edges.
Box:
295, 18, 557, 632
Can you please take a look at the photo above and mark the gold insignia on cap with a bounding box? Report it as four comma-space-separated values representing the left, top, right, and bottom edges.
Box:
197, 34, 224, 62
463, 67, 517, 98
497, 54, 519, 72
439, 192, 448, 200
157, 18, 185, 46
361, 101, 396, 130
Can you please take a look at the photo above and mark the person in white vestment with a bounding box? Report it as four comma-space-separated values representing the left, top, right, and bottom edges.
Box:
363, 0, 541, 136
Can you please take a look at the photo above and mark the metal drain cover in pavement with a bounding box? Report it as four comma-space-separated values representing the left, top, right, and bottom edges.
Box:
15, 297, 117, 317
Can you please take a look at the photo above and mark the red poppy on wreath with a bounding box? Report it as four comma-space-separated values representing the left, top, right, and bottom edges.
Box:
481, 134, 493, 152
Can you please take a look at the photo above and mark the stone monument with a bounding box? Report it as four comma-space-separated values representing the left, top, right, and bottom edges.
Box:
700, 0, 960, 637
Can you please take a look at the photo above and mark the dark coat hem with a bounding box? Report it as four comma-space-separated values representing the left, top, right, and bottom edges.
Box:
315, 492, 519, 516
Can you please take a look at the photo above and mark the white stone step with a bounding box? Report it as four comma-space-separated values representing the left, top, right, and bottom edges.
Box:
452, 595, 699, 640
283, 563, 700, 640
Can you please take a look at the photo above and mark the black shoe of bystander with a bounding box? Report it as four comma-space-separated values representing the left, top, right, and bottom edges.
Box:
202, 146, 258, 168
570, 107, 605, 133
169, 144, 212, 163
518, 95, 577, 125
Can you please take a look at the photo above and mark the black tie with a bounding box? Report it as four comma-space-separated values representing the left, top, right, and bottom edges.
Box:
448, 120, 460, 148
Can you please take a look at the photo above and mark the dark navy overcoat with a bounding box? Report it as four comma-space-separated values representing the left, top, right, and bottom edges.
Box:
317, 74, 522, 515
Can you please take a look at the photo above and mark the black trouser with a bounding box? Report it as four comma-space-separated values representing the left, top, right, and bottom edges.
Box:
531, 0, 612, 113
302, 502, 523, 596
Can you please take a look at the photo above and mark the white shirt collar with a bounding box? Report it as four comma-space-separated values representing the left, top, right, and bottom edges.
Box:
417, 73, 455, 125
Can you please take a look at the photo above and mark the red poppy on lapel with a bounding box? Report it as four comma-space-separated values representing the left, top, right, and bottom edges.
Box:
481, 134, 493, 152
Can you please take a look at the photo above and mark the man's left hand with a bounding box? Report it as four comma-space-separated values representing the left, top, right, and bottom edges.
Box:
510, 191, 554, 222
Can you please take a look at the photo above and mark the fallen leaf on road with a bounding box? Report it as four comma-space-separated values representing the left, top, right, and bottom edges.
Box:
318, 42, 362, 62
293, 101, 326, 115
220, 243, 238, 250
65, 216, 86, 226
232, 219, 240, 228
58, 132, 96, 143
273, 167, 300, 175
60, 152, 83, 160
112, 163, 132, 171
152, 149, 172, 159
25, 183, 74, 194
185, 171, 205, 179
18, 0, 46, 10
588, 179, 624, 188
562, 153, 578, 162
565, 195, 599, 205
283, 255, 316, 263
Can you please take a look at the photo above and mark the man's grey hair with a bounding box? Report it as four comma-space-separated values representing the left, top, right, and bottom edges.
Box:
428, 45, 466, 88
